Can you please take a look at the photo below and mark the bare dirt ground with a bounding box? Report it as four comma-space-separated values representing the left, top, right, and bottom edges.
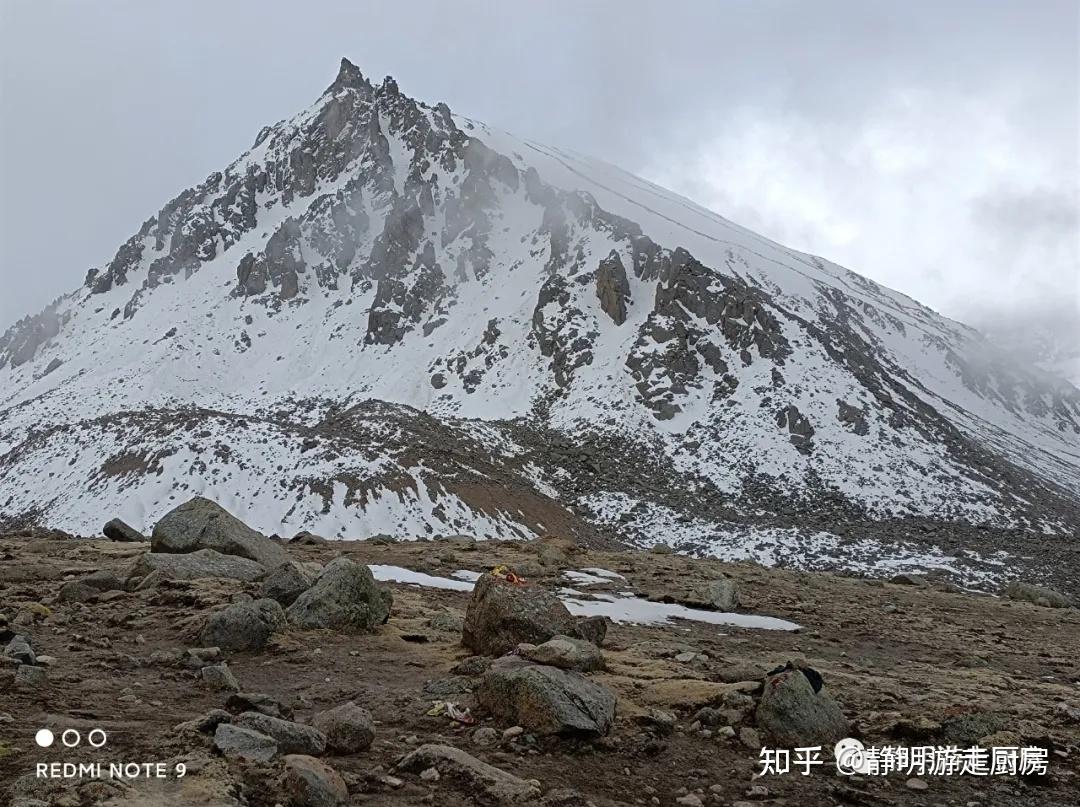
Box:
2, 531, 1079, 806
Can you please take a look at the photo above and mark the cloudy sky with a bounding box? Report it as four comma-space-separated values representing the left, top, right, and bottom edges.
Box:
1, 1, 1077, 345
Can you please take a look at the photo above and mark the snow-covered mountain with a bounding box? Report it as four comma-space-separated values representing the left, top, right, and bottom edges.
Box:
2, 59, 1078, 581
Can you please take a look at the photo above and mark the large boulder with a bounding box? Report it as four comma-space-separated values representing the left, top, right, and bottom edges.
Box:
200, 598, 286, 651
103, 518, 147, 542
462, 574, 577, 656
287, 557, 392, 632
130, 549, 267, 582
395, 744, 540, 803
151, 496, 289, 569
1006, 581, 1071, 608
755, 667, 850, 747
476, 658, 616, 736
233, 712, 326, 755
311, 701, 375, 753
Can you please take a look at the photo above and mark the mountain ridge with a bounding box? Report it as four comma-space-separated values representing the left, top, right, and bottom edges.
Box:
1, 58, 1078, 590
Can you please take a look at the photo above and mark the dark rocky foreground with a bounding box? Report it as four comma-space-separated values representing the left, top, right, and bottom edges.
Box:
2, 501, 1079, 806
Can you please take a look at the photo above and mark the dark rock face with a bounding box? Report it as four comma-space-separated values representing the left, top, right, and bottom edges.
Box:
462, 574, 578, 656
286, 556, 392, 632
476, 658, 616, 736
595, 251, 631, 325
151, 497, 290, 569
755, 667, 850, 747
776, 404, 815, 453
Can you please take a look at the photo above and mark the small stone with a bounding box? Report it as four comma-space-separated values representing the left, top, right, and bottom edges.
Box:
675, 795, 703, 807
738, 727, 761, 750
200, 663, 240, 692
420, 767, 440, 781
283, 754, 349, 807
311, 701, 374, 753
503, 726, 525, 740
472, 727, 499, 746
905, 777, 929, 791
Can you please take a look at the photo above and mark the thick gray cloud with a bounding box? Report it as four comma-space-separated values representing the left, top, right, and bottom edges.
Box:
1, 1, 1076, 342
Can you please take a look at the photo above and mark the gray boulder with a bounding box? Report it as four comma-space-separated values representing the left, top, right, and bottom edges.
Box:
103, 518, 147, 542
261, 560, 318, 606
287, 557, 392, 632
213, 722, 278, 763
462, 574, 577, 656
519, 635, 604, 672
395, 743, 540, 803
311, 701, 375, 753
1006, 581, 1071, 608
755, 667, 850, 747
130, 549, 266, 582
200, 598, 286, 651
151, 496, 289, 568
283, 754, 349, 807
476, 658, 616, 736
233, 711, 326, 755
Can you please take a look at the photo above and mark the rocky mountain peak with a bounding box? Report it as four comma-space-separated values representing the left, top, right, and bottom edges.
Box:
1, 59, 1078, 574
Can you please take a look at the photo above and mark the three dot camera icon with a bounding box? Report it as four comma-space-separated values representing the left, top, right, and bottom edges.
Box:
35, 728, 107, 749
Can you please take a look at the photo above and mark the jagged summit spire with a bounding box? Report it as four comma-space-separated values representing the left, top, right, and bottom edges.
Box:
329, 57, 371, 93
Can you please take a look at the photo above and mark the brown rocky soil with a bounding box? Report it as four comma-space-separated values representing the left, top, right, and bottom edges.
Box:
2, 531, 1079, 806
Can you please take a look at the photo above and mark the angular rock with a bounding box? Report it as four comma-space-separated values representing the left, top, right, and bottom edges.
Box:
151, 496, 290, 568
213, 722, 278, 763
15, 664, 47, 687
175, 708, 231, 735
396, 743, 541, 803
476, 658, 616, 736
226, 692, 293, 719
1006, 581, 1071, 608
261, 560, 318, 606
755, 667, 850, 747
287, 556, 392, 632
519, 635, 603, 672
200, 598, 286, 651
130, 549, 266, 582
200, 663, 240, 692
462, 573, 577, 656
572, 615, 608, 646
103, 518, 147, 542
283, 754, 349, 807
233, 711, 326, 755
311, 701, 375, 753
4, 635, 35, 665
57, 581, 101, 603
